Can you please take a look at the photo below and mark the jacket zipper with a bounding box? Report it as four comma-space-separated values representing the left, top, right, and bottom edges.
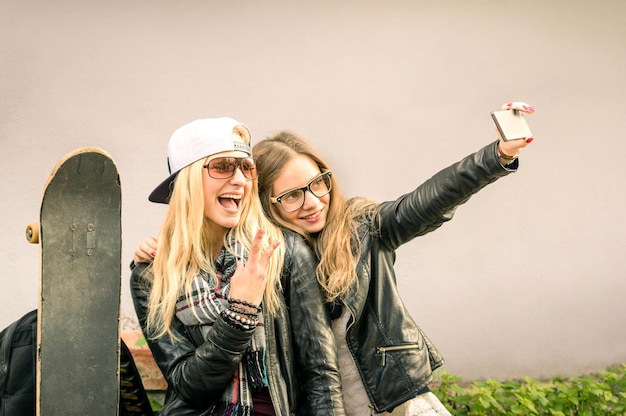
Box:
376, 344, 420, 367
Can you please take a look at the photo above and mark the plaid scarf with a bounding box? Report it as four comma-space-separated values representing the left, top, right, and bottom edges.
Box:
175, 245, 268, 416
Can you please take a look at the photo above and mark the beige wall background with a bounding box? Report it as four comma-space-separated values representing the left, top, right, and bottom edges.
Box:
1, 0, 625, 381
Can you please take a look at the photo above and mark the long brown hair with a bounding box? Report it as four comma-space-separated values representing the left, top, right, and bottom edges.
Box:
254, 130, 377, 302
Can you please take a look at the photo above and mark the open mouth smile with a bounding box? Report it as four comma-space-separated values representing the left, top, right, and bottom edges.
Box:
218, 193, 242, 210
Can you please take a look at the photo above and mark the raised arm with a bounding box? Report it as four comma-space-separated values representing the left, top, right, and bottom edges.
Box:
377, 102, 536, 249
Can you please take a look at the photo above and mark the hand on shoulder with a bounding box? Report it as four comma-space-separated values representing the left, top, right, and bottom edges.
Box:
133, 236, 158, 264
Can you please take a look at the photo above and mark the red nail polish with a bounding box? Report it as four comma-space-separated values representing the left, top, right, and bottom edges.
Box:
506, 102, 512, 108
151, 251, 156, 257
526, 137, 534, 143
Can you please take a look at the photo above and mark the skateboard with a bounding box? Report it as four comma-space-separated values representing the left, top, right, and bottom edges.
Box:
27, 148, 122, 415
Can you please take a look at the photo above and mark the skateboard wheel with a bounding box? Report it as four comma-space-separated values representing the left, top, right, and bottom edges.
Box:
26, 223, 40, 244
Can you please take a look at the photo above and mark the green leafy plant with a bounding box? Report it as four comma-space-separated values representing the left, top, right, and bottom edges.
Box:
148, 396, 163, 412
432, 365, 626, 415
135, 334, 147, 347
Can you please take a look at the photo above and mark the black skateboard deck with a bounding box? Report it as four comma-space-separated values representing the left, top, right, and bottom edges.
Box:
28, 148, 122, 415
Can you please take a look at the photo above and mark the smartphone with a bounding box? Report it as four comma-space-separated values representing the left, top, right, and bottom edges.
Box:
490, 109, 533, 141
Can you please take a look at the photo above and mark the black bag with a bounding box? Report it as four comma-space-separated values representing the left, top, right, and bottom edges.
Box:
0, 310, 154, 416
0, 310, 37, 416
119, 338, 155, 415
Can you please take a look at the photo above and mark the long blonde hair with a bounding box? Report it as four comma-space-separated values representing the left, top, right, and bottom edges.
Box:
147, 130, 285, 339
254, 131, 377, 302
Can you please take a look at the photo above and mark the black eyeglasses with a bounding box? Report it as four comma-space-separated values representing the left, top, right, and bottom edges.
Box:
270, 171, 332, 212
202, 157, 257, 180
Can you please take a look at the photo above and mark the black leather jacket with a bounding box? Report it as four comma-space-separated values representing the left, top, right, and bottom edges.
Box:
343, 142, 516, 413
130, 230, 345, 416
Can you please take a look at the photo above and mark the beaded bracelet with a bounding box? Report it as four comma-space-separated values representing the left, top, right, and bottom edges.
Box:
221, 309, 258, 331
229, 298, 262, 313
222, 316, 253, 331
224, 308, 258, 326
221, 312, 254, 331
229, 304, 259, 319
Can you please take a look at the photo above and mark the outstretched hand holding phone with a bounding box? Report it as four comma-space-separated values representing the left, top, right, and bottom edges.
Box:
492, 101, 536, 163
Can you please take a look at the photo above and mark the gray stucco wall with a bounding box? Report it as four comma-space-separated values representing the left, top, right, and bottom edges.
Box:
1, 0, 625, 381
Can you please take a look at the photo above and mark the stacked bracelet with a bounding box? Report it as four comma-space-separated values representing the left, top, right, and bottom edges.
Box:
229, 304, 258, 319
221, 309, 258, 331
221, 298, 262, 331
229, 298, 262, 313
